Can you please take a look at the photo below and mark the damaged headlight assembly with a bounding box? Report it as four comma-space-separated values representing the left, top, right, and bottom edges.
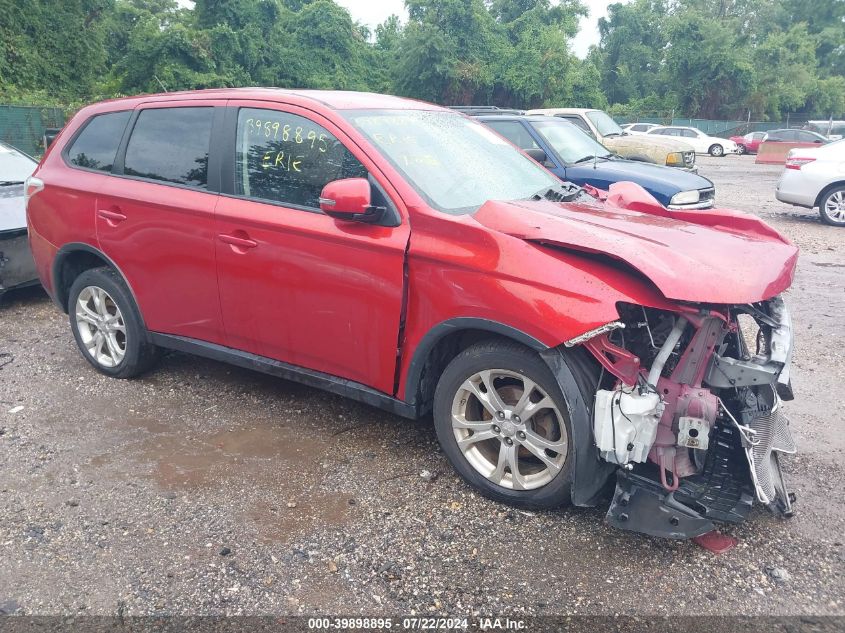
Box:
581, 298, 796, 539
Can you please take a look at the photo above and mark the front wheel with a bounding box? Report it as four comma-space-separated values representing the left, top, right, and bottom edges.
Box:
709, 144, 724, 157
819, 186, 845, 226
68, 267, 160, 378
736, 144, 746, 155
433, 341, 577, 509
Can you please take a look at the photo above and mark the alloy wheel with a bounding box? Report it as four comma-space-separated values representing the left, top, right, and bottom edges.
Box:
823, 190, 845, 223
75, 286, 127, 368
450, 369, 567, 490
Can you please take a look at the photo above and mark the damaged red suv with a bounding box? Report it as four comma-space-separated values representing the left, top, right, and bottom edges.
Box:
26, 89, 799, 539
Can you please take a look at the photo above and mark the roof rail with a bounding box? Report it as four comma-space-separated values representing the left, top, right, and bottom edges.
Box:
449, 105, 525, 116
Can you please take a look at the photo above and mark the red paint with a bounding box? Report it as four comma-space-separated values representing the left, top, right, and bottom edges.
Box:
583, 335, 641, 386
319, 178, 371, 216
27, 89, 800, 406
693, 530, 738, 554
730, 135, 763, 154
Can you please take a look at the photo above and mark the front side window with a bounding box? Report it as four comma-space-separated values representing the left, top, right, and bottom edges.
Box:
124, 107, 213, 188
67, 111, 131, 172
682, 129, 697, 138
235, 108, 366, 209
346, 109, 560, 215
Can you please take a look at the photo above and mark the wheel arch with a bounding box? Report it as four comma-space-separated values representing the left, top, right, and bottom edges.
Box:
403, 318, 547, 416
814, 180, 845, 208
52, 244, 143, 326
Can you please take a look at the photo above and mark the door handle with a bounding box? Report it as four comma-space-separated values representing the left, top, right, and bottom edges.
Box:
218, 233, 258, 249
97, 209, 127, 224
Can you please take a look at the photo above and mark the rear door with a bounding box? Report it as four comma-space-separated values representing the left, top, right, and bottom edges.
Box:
95, 100, 226, 344
214, 101, 410, 393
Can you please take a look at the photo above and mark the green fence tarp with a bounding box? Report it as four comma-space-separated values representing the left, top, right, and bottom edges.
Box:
0, 105, 65, 157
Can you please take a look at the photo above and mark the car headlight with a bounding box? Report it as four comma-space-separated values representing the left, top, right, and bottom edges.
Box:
670, 190, 700, 206
666, 152, 685, 167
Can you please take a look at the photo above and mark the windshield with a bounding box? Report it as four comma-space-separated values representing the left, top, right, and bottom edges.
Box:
530, 120, 612, 163
345, 110, 559, 214
0, 143, 37, 182
586, 110, 625, 137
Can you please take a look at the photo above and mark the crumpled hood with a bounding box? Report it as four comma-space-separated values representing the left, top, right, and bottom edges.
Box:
473, 183, 798, 304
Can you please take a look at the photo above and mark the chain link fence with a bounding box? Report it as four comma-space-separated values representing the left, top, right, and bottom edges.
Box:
0, 105, 66, 157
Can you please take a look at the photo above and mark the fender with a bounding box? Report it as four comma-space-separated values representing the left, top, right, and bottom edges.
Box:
403, 317, 546, 410
51, 242, 147, 331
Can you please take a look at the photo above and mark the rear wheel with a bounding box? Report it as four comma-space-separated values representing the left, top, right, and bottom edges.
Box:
68, 267, 160, 378
819, 186, 845, 226
709, 144, 724, 157
433, 341, 581, 509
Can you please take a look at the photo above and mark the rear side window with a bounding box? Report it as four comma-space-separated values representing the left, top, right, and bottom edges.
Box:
67, 111, 131, 172
235, 108, 367, 210
124, 107, 213, 188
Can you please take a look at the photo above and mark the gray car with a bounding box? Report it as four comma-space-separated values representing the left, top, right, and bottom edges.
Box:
0, 141, 39, 297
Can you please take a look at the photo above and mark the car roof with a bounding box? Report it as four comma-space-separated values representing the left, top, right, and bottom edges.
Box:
80, 88, 446, 113
526, 108, 597, 115
473, 114, 570, 124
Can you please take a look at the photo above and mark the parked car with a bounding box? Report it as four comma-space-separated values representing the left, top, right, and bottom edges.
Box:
648, 126, 739, 157
27, 89, 799, 539
621, 122, 661, 135
526, 108, 697, 171
0, 141, 39, 298
729, 131, 766, 155
776, 139, 845, 226
763, 128, 829, 144
476, 114, 715, 209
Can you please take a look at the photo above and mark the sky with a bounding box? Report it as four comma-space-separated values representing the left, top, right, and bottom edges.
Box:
333, 0, 625, 58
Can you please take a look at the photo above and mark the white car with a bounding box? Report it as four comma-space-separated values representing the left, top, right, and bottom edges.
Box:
621, 122, 661, 135
648, 126, 739, 157
776, 139, 845, 226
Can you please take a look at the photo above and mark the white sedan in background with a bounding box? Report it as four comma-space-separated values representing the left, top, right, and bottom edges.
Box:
621, 122, 662, 135
776, 139, 845, 226
648, 126, 739, 156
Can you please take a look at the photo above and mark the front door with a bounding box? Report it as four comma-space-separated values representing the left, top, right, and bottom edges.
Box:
214, 102, 409, 394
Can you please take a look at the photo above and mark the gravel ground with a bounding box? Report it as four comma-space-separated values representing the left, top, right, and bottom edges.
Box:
1, 154, 843, 618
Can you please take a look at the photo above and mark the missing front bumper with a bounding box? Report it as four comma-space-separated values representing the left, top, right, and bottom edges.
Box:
0, 229, 38, 294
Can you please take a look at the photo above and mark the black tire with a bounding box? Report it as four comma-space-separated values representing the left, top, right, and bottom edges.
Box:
736, 144, 746, 155
68, 267, 160, 378
709, 144, 724, 157
819, 186, 845, 227
433, 340, 587, 509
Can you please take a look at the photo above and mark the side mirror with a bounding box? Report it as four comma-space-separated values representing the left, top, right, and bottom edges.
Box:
319, 178, 384, 223
524, 148, 548, 164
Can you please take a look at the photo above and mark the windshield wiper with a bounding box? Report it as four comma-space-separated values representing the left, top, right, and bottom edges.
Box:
603, 132, 623, 138
527, 182, 584, 203
0, 180, 25, 186
574, 154, 611, 164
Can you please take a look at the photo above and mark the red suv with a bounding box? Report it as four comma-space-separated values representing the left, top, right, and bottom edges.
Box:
26, 89, 800, 539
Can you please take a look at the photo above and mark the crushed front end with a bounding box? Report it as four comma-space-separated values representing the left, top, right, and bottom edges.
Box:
580, 297, 796, 539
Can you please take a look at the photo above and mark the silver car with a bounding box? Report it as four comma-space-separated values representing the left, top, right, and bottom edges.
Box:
0, 141, 39, 296
776, 139, 845, 226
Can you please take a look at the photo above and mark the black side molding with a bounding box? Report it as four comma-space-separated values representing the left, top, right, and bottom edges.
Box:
149, 332, 418, 420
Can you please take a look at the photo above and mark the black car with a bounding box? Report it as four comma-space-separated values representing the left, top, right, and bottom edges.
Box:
0, 141, 39, 297
474, 114, 716, 210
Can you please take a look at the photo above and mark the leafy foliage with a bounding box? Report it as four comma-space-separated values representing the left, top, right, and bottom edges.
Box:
595, 0, 845, 118
0, 0, 842, 118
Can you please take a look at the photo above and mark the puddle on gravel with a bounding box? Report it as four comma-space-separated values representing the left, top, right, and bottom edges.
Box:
135, 426, 326, 489
247, 492, 355, 543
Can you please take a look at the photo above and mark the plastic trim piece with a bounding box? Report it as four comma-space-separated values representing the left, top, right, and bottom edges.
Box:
149, 332, 418, 420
